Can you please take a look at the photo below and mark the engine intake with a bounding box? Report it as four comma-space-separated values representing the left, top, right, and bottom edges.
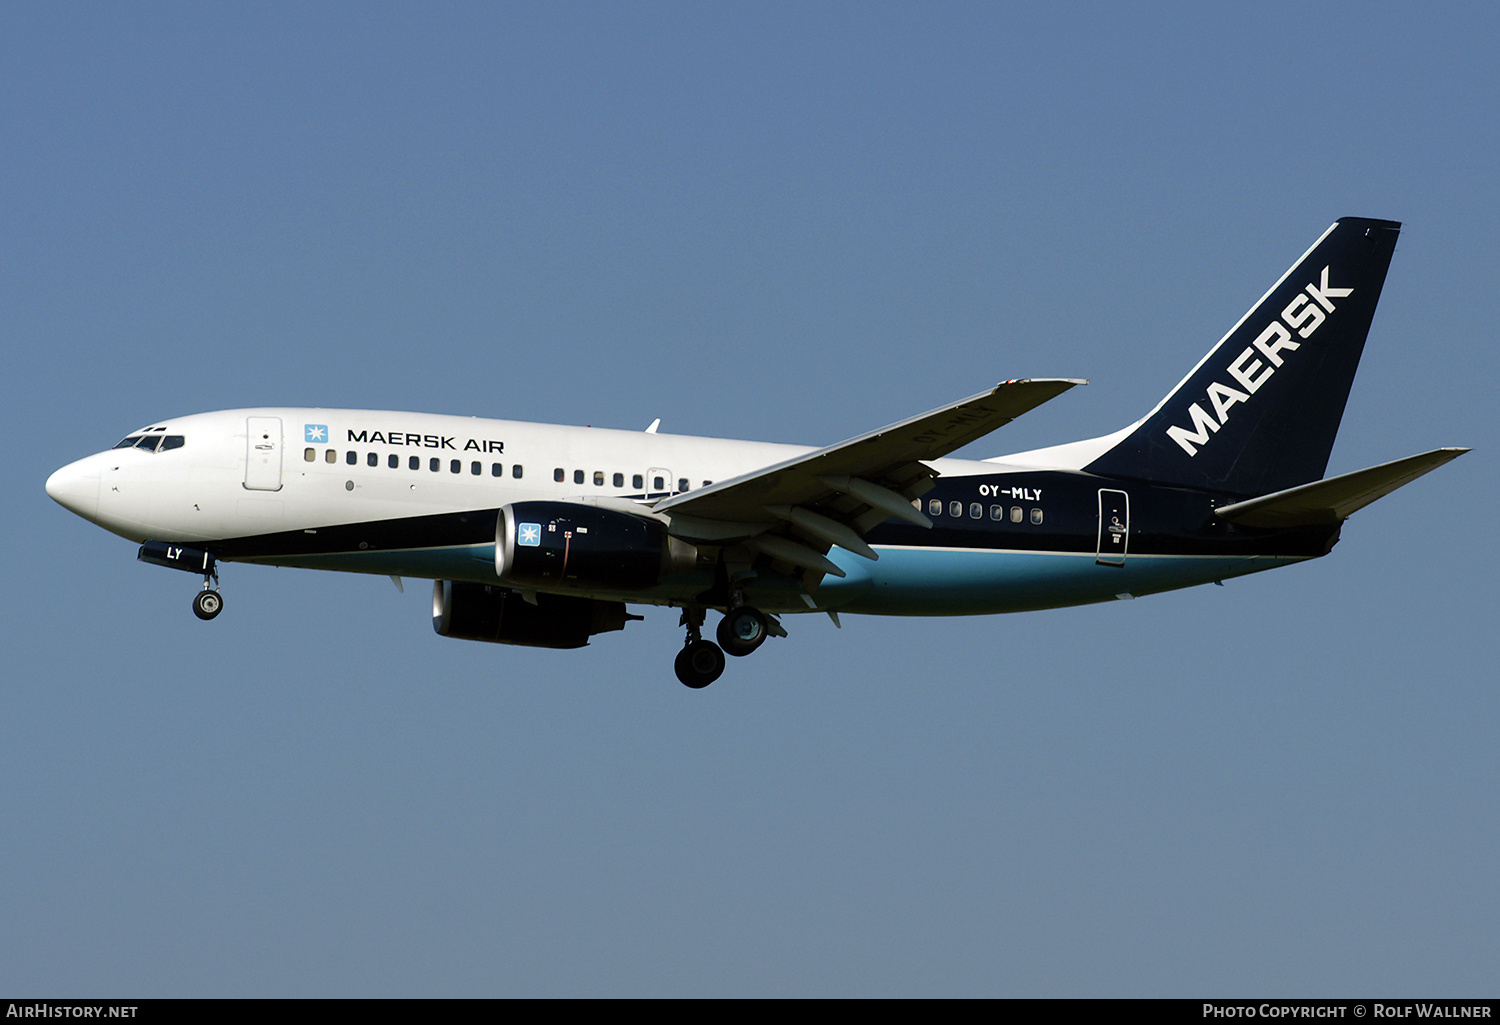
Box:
496, 502, 696, 592
432, 580, 637, 649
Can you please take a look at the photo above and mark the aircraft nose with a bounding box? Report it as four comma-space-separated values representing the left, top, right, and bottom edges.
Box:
46, 458, 101, 521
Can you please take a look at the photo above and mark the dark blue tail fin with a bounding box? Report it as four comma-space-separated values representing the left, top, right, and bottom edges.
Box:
1084, 217, 1400, 497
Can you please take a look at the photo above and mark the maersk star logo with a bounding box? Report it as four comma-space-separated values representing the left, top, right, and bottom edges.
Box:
304, 424, 328, 443
518, 523, 542, 547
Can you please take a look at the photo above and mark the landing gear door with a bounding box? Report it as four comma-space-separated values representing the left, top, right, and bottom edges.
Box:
244, 416, 283, 492
1096, 489, 1129, 567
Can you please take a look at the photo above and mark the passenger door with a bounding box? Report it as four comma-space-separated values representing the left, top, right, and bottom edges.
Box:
244, 417, 283, 491
1096, 489, 1129, 566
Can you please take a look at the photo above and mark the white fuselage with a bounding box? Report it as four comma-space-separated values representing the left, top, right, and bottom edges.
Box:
55, 407, 820, 545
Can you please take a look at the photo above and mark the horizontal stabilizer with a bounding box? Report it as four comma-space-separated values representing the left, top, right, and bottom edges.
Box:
1214, 447, 1468, 527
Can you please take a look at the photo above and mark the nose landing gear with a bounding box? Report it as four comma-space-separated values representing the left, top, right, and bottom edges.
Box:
137, 541, 224, 621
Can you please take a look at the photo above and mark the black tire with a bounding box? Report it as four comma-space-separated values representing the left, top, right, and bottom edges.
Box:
193, 589, 223, 621
716, 606, 768, 657
674, 640, 725, 688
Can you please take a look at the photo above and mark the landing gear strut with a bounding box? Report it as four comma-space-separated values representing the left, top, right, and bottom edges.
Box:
674, 608, 724, 688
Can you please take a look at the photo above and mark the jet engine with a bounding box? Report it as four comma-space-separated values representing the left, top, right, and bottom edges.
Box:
495, 502, 697, 591
432, 580, 637, 649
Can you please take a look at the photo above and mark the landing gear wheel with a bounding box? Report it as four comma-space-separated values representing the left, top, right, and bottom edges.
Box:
675, 640, 725, 688
717, 606, 768, 657
193, 589, 223, 621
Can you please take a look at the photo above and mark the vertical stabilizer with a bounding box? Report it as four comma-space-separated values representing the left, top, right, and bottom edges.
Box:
1084, 217, 1400, 497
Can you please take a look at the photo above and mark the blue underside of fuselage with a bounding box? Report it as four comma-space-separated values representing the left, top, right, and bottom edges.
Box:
821, 546, 1304, 615
235, 542, 1308, 616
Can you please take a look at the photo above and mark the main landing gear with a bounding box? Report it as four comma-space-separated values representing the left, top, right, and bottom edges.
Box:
675, 639, 725, 689
674, 608, 723, 688
717, 605, 769, 657
673, 605, 776, 688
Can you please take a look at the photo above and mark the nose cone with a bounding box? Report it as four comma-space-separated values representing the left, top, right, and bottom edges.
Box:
46, 457, 101, 521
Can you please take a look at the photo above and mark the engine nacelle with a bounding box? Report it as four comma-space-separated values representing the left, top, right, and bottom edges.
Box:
496, 501, 697, 592
432, 580, 636, 649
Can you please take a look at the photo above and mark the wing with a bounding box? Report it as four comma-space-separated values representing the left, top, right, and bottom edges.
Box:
655, 378, 1083, 580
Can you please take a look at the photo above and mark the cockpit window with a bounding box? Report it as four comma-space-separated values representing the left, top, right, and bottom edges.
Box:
113, 434, 185, 451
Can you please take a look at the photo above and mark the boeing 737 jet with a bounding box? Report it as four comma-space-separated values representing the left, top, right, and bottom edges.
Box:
47, 218, 1466, 687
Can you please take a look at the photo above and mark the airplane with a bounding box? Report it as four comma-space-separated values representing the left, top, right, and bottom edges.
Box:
46, 217, 1467, 688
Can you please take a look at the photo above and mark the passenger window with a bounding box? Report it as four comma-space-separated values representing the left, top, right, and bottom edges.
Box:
430, 457, 440, 472
1011, 506, 1023, 523
594, 471, 604, 486
949, 501, 962, 518
347, 451, 357, 465
513, 465, 523, 479
679, 478, 689, 492
410, 456, 420, 470
492, 463, 503, 477
929, 499, 942, 516
1031, 508, 1043, 525
305, 448, 316, 462
388, 454, 399, 469
367, 452, 378, 467
613, 472, 624, 487
554, 468, 564, 482
970, 502, 982, 519
471, 461, 481, 475
574, 469, 585, 484
450, 460, 461, 473
702, 480, 712, 488
325, 449, 337, 464
990, 505, 1003, 520
633, 474, 644, 490
653, 476, 665, 490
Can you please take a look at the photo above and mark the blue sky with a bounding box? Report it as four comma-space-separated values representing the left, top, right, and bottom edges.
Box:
4, 2, 1496, 996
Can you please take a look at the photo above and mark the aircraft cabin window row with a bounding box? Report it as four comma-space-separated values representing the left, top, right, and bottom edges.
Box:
545, 470, 714, 493
309, 448, 525, 479
927, 498, 1044, 525
304, 448, 712, 492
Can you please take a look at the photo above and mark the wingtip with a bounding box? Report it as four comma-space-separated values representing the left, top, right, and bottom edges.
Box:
996, 377, 1088, 388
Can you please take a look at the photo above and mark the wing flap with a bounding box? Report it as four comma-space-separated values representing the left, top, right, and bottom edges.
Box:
1215, 448, 1468, 527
